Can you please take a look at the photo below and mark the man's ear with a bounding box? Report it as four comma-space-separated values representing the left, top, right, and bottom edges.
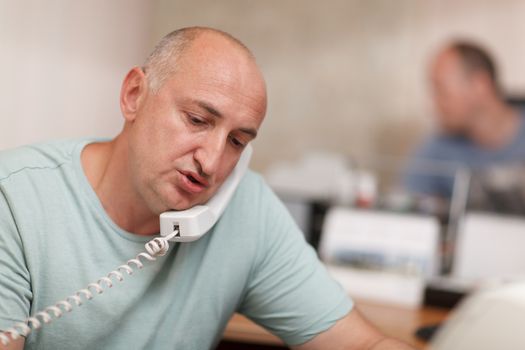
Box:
120, 67, 148, 122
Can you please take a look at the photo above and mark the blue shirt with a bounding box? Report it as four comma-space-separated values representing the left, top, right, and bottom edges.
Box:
405, 110, 525, 198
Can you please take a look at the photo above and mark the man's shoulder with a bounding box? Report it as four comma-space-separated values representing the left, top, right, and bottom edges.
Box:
234, 169, 286, 209
224, 169, 291, 228
0, 139, 86, 182
236, 169, 269, 197
516, 106, 525, 118
515, 108, 525, 137
416, 133, 471, 159
240, 168, 263, 183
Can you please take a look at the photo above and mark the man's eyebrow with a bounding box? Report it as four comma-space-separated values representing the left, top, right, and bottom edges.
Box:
196, 100, 258, 138
240, 127, 258, 138
197, 101, 223, 118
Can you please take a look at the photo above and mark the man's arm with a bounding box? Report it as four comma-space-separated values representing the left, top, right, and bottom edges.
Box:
0, 190, 30, 350
293, 309, 414, 350
0, 334, 25, 350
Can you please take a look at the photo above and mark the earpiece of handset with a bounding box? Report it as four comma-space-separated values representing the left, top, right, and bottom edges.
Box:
160, 145, 252, 242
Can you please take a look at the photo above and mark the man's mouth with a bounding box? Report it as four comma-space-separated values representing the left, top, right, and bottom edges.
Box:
187, 174, 205, 186
179, 171, 209, 194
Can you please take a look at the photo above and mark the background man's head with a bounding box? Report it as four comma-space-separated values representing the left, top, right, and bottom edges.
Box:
430, 41, 501, 134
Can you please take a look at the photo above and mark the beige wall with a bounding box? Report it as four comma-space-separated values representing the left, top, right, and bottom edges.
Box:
150, 0, 525, 172
0, 1, 153, 149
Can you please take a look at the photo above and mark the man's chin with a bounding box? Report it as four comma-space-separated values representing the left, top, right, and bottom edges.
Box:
165, 196, 211, 212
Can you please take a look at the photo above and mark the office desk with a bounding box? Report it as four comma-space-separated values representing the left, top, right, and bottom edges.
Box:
222, 300, 449, 348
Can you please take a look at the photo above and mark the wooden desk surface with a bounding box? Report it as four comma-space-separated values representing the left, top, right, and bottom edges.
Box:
222, 300, 449, 348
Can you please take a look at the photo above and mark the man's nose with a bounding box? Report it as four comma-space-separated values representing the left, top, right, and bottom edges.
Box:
194, 134, 227, 177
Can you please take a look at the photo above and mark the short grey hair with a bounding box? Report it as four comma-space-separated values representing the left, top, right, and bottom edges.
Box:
143, 27, 253, 92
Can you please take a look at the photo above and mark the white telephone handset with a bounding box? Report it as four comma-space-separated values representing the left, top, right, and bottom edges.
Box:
0, 145, 253, 346
160, 144, 252, 242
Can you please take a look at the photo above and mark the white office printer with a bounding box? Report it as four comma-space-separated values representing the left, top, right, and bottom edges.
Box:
431, 281, 525, 350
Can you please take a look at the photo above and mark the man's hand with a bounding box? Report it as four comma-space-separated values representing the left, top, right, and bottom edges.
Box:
292, 309, 414, 350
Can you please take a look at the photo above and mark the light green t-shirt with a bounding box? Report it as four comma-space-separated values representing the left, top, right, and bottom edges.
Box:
0, 139, 352, 349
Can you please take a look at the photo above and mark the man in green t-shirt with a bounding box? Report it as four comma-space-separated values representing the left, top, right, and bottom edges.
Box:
0, 27, 412, 349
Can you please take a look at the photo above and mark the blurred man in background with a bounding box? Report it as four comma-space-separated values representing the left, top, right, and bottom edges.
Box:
405, 41, 525, 203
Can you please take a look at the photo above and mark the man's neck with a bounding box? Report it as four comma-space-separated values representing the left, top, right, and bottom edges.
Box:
467, 100, 520, 149
81, 135, 160, 236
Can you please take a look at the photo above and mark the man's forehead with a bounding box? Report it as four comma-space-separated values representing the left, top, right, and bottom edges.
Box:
158, 32, 266, 122
176, 32, 252, 69
178, 43, 265, 96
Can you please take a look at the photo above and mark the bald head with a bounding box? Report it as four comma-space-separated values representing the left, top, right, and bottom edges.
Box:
118, 27, 267, 212
143, 27, 256, 92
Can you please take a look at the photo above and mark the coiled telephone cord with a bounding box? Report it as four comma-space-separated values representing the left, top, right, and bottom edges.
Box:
0, 231, 178, 346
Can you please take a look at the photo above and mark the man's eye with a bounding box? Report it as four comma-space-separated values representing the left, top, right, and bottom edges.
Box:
229, 136, 245, 148
188, 115, 206, 125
